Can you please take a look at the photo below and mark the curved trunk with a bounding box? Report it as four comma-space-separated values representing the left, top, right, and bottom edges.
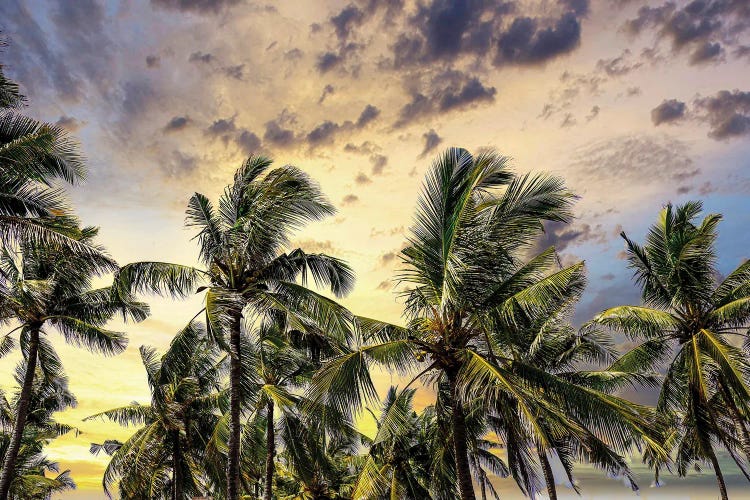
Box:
173, 430, 183, 500
447, 370, 476, 500
0, 327, 40, 500
263, 399, 275, 500
708, 447, 728, 500
539, 449, 557, 500
227, 310, 243, 500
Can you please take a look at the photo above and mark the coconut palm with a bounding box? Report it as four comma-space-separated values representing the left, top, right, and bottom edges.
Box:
0, 48, 99, 256
116, 156, 356, 499
592, 201, 750, 500
87, 320, 224, 499
0, 226, 148, 499
309, 148, 664, 499
0, 362, 78, 499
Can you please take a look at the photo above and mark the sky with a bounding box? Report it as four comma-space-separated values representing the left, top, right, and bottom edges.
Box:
1, 0, 750, 497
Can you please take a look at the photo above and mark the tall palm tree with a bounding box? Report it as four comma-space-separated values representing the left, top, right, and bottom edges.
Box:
0, 361, 78, 499
0, 226, 148, 499
87, 320, 224, 499
309, 148, 662, 499
116, 156, 356, 499
0, 47, 99, 256
592, 201, 750, 500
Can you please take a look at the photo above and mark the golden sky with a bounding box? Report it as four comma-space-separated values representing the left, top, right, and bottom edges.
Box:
2, 0, 750, 497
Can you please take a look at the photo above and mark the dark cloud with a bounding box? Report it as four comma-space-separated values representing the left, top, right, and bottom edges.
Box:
651, 99, 687, 125
626, 86, 642, 97
624, 1, 750, 62
223, 64, 245, 80
689, 41, 724, 65
146, 55, 160, 68
596, 49, 642, 76
495, 12, 581, 66
284, 48, 304, 60
307, 120, 342, 146
356, 104, 380, 128
693, 89, 750, 140
189, 51, 214, 64
586, 105, 600, 121
331, 4, 365, 41
163, 115, 191, 133
206, 116, 237, 139
120, 80, 156, 118
263, 120, 295, 147
316, 51, 343, 73
151, 0, 241, 15
318, 84, 334, 104
163, 150, 198, 177
395, 71, 496, 127
236, 129, 262, 154
370, 154, 387, 175
55, 115, 83, 132
342, 194, 359, 205
344, 141, 380, 155
533, 221, 607, 256
420, 129, 443, 158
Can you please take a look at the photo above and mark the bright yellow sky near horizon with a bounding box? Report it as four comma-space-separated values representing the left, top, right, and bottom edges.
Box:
2, 0, 750, 497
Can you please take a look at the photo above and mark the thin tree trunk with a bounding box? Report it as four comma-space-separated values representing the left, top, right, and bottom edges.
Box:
448, 371, 477, 500
263, 399, 275, 500
173, 430, 183, 500
708, 447, 729, 500
539, 449, 557, 500
227, 310, 243, 500
0, 327, 40, 500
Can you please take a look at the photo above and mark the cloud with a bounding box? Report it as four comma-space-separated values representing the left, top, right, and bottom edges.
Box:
596, 49, 642, 76
146, 55, 160, 68
163, 115, 191, 133
150, 0, 242, 15
318, 84, 334, 104
532, 221, 608, 255
189, 51, 215, 64
624, 1, 750, 63
651, 99, 687, 125
355, 172, 371, 184
236, 129, 262, 154
560, 113, 576, 128
162, 149, 198, 177
206, 116, 237, 137
693, 89, 750, 140
55, 115, 84, 131
586, 105, 600, 122
316, 52, 343, 72
395, 71, 496, 127
263, 120, 295, 147
330, 4, 365, 42
223, 64, 245, 80
420, 129, 443, 158
568, 135, 700, 188
370, 154, 387, 175
689, 41, 724, 65
494, 12, 582, 66
341, 194, 359, 205
307, 120, 342, 146
355, 104, 380, 128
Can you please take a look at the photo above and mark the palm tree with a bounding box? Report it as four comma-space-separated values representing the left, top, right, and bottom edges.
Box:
0, 362, 78, 499
309, 148, 663, 499
87, 320, 224, 499
0, 46, 99, 256
116, 156, 356, 499
0, 226, 148, 499
592, 201, 750, 500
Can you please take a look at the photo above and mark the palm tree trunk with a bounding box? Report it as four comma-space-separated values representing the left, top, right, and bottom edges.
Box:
448, 370, 476, 500
539, 449, 557, 500
0, 326, 40, 500
173, 430, 183, 500
227, 310, 243, 500
708, 447, 728, 500
263, 399, 275, 500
